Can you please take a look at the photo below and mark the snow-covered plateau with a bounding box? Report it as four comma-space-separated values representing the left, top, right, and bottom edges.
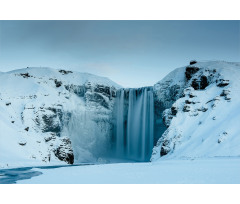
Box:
0, 60, 240, 183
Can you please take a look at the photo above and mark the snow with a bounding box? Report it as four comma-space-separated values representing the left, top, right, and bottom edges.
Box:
152, 61, 240, 161
17, 157, 240, 184
1, 61, 240, 173
0, 67, 120, 168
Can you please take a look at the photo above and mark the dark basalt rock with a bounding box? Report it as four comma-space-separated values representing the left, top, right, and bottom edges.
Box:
54, 147, 74, 164
20, 73, 32, 78
19, 142, 27, 146
44, 136, 52, 142
220, 90, 230, 97
24, 127, 29, 131
171, 106, 178, 116
185, 100, 196, 104
197, 107, 208, 112
191, 75, 209, 90
59, 69, 73, 75
191, 79, 200, 90
185, 66, 200, 80
54, 79, 62, 88
200, 75, 208, 89
189, 94, 196, 98
6, 102, 11, 106
217, 79, 229, 87
183, 105, 190, 112
220, 90, 231, 100
190, 60, 197, 65
160, 140, 170, 156
53, 138, 74, 164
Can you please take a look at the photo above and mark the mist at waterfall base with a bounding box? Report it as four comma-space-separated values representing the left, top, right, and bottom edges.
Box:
62, 110, 113, 163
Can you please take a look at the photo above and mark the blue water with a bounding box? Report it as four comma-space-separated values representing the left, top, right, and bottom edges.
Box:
0, 164, 92, 184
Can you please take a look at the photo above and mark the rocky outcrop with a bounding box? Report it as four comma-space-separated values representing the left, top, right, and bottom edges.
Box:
185, 66, 199, 80
0, 67, 120, 167
151, 61, 240, 161
53, 137, 74, 164
190, 60, 197, 65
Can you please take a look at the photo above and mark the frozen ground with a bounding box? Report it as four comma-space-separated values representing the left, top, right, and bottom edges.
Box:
4, 157, 238, 184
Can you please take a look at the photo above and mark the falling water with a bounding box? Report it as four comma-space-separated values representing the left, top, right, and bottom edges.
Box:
114, 87, 154, 162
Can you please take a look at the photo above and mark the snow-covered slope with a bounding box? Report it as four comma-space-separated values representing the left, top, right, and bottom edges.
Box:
151, 61, 240, 161
0, 67, 120, 168
1, 61, 239, 168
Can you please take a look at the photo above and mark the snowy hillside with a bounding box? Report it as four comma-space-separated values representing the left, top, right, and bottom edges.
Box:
151, 61, 240, 161
0, 67, 120, 168
1, 61, 240, 169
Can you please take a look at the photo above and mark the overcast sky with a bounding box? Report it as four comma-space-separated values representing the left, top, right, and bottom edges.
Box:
0, 20, 239, 87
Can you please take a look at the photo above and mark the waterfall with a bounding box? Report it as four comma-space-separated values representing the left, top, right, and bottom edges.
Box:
114, 87, 154, 162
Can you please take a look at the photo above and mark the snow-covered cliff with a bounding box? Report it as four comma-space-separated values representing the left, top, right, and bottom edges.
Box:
151, 61, 240, 161
1, 61, 239, 168
0, 67, 120, 168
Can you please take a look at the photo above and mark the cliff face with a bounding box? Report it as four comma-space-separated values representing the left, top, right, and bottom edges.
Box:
1, 61, 239, 168
0, 67, 120, 168
151, 61, 240, 161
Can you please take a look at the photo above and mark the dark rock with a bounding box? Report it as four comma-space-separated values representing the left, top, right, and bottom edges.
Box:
11, 121, 15, 123
171, 106, 177, 116
185, 100, 195, 104
54, 79, 62, 88
191, 75, 209, 90
160, 140, 170, 156
217, 79, 229, 87
6, 102, 11, 106
24, 127, 29, 131
191, 79, 200, 90
220, 90, 230, 97
220, 90, 231, 100
185, 66, 200, 80
189, 94, 196, 98
44, 136, 52, 142
59, 69, 73, 75
53, 138, 74, 164
19, 142, 27, 146
183, 105, 191, 112
200, 75, 208, 89
197, 107, 208, 112
20, 73, 32, 78
190, 60, 197, 65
